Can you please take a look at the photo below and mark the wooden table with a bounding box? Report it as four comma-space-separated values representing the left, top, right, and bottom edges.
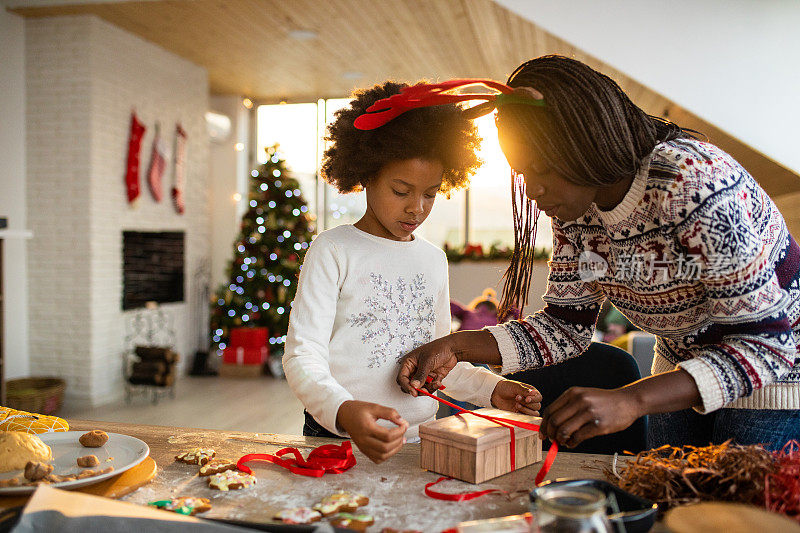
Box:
61, 420, 619, 531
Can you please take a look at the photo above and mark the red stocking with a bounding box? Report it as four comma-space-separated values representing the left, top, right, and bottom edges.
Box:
125, 113, 146, 204
172, 124, 187, 214
147, 123, 167, 202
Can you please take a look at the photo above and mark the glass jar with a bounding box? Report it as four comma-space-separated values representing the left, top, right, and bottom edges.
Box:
531, 485, 613, 533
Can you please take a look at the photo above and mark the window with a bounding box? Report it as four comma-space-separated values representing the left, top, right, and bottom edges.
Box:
256, 102, 552, 251
320, 98, 366, 229
256, 103, 319, 217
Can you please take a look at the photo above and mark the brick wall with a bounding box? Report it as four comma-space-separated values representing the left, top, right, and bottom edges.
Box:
26, 15, 210, 407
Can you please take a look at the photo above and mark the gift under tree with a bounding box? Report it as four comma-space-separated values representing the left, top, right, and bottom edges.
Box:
210, 146, 315, 369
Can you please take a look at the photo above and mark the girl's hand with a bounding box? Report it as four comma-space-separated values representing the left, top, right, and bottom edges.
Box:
491, 380, 542, 416
396, 336, 459, 395
539, 387, 640, 448
336, 401, 408, 464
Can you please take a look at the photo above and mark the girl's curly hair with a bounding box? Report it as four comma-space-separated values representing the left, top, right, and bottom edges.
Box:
321, 81, 481, 194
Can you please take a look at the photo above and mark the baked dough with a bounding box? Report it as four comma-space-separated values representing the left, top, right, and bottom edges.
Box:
0, 431, 52, 473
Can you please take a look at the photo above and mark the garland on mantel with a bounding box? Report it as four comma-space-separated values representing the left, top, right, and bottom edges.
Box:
444, 242, 550, 263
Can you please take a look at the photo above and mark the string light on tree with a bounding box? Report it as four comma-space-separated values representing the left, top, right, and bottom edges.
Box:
210, 145, 315, 358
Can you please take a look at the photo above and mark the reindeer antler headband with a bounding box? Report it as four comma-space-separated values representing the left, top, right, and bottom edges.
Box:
353, 79, 544, 130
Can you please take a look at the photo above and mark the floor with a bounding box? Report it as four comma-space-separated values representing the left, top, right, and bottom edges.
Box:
60, 375, 306, 435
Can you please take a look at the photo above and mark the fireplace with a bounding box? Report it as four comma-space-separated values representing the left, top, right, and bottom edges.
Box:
122, 231, 185, 310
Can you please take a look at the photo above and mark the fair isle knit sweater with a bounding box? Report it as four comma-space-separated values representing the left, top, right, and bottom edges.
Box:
487, 139, 800, 413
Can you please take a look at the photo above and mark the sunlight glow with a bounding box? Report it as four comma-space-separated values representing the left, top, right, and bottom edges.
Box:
471, 113, 510, 189
256, 103, 318, 172
255, 102, 552, 249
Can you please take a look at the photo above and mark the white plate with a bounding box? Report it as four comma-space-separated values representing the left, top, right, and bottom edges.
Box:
0, 431, 150, 496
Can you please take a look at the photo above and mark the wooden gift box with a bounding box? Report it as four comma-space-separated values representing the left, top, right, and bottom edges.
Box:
419, 408, 542, 484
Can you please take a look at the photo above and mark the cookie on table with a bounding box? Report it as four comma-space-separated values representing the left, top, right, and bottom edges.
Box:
175, 448, 216, 466
330, 512, 375, 532
313, 491, 370, 516
149, 497, 212, 516
273, 507, 322, 524
79, 430, 109, 448
198, 459, 237, 477
207, 470, 256, 491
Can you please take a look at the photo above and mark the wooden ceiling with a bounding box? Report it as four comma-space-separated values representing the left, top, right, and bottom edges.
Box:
11, 0, 799, 196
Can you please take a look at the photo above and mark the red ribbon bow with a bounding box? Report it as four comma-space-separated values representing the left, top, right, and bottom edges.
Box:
415, 386, 558, 500
236, 440, 356, 478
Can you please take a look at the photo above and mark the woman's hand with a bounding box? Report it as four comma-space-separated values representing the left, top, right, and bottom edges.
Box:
539, 387, 641, 448
491, 380, 542, 416
336, 401, 408, 464
396, 335, 460, 395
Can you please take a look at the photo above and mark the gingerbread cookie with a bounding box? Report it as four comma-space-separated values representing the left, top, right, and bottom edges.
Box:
273, 507, 322, 524
313, 491, 370, 516
175, 448, 216, 466
330, 512, 375, 531
24, 461, 53, 481
79, 430, 109, 448
198, 459, 237, 477
149, 497, 212, 516
77, 455, 99, 467
207, 470, 255, 491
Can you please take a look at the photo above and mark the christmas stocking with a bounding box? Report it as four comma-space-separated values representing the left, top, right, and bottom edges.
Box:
147, 123, 167, 202
172, 124, 187, 214
125, 112, 146, 204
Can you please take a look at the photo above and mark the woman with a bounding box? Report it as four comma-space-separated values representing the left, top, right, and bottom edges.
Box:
396, 55, 800, 451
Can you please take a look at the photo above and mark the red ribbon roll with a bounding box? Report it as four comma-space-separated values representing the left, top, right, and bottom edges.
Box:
236, 440, 356, 478
414, 386, 558, 499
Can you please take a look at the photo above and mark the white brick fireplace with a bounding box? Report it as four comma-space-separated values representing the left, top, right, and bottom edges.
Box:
25, 15, 211, 407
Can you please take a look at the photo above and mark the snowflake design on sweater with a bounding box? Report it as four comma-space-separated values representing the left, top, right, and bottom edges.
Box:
347, 273, 436, 368
707, 203, 756, 258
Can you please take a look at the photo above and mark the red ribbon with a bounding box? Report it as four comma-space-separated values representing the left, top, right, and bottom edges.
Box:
425, 476, 504, 501
236, 440, 356, 478
415, 386, 558, 499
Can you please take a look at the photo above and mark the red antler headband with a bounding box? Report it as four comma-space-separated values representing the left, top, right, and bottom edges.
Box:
353, 79, 545, 130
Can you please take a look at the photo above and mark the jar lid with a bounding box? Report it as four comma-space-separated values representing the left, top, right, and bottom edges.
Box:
532, 485, 606, 517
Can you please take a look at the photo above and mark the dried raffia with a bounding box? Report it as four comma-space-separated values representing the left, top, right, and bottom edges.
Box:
765, 440, 800, 523
606, 441, 776, 512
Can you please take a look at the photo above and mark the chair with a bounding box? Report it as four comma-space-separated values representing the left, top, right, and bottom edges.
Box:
506, 342, 648, 454
611, 331, 656, 377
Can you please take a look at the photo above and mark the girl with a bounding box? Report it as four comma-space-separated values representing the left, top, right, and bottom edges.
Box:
283, 81, 542, 464
397, 56, 800, 451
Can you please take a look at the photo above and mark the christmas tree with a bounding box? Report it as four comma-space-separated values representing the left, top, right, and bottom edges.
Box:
210, 146, 315, 358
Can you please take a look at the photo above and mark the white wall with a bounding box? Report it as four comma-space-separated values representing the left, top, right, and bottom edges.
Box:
208, 95, 250, 290
0, 8, 30, 379
26, 15, 210, 406
496, 0, 800, 175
